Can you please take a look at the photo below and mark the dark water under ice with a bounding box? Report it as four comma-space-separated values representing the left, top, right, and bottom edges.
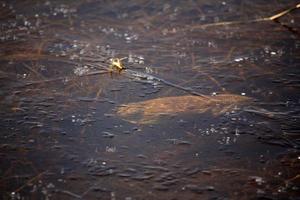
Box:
0, 1, 299, 199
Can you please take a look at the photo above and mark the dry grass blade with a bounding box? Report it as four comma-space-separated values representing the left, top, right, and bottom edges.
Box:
269, 3, 300, 20
190, 3, 300, 29
13, 171, 47, 193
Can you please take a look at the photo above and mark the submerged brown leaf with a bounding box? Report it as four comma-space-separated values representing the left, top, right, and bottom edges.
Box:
116, 94, 251, 124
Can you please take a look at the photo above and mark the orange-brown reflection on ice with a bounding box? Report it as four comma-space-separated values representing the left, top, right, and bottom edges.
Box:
117, 94, 251, 124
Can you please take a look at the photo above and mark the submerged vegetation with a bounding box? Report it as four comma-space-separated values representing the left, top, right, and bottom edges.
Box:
117, 94, 251, 124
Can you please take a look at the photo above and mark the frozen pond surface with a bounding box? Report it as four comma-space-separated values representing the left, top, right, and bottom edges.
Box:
0, 0, 300, 199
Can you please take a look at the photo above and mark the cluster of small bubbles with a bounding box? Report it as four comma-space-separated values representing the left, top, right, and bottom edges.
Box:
217, 128, 240, 145
234, 56, 249, 62
52, 4, 77, 18
152, 82, 161, 89
96, 44, 115, 57
11, 178, 54, 199
67, 40, 107, 60
128, 54, 134, 63
72, 41, 79, 49
10, 192, 20, 200
200, 15, 206, 21
2, 3, 14, 14
48, 41, 80, 57
0, 5, 41, 42
124, 33, 139, 43
137, 55, 144, 63
162, 27, 177, 35
83, 158, 99, 167
197, 113, 248, 145
145, 66, 153, 74
223, 106, 246, 119
73, 65, 90, 76
106, 146, 117, 153
62, 77, 70, 85
168, 7, 179, 20
218, 135, 235, 145
46, 183, 55, 189
98, 26, 139, 43
249, 176, 265, 185
71, 113, 95, 126
16, 73, 28, 79
208, 41, 217, 48
208, 57, 219, 64
128, 53, 145, 64
198, 124, 219, 136
117, 12, 128, 19
174, 51, 187, 59
100, 26, 115, 34
262, 46, 283, 58
263, 46, 271, 54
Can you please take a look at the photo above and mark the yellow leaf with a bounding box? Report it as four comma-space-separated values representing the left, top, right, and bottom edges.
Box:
110, 58, 124, 70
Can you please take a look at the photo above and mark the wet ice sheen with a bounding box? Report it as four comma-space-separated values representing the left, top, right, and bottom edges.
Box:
0, 1, 299, 200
